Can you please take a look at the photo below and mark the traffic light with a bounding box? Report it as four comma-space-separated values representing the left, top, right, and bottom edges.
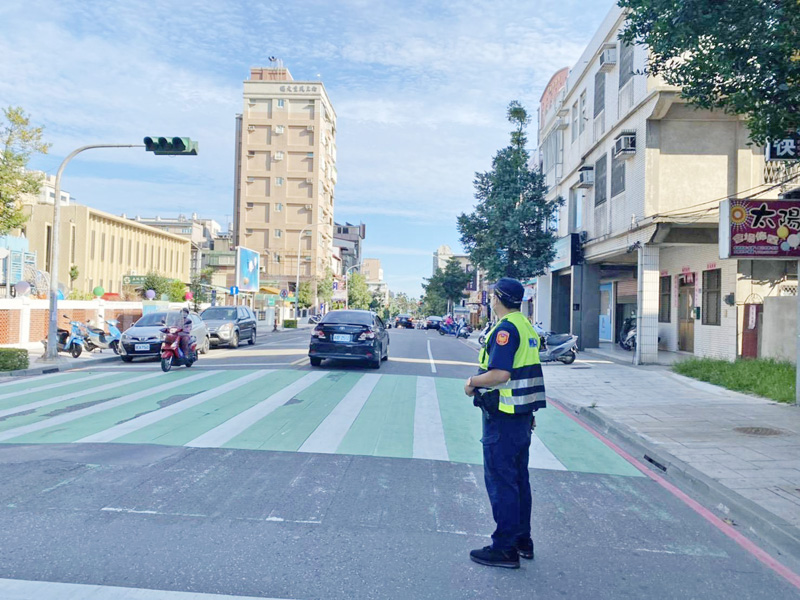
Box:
143, 136, 198, 155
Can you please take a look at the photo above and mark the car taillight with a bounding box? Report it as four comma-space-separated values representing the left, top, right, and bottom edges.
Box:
313, 328, 326, 339
358, 329, 375, 341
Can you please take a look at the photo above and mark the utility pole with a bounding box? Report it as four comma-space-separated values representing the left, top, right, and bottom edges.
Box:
295, 227, 311, 319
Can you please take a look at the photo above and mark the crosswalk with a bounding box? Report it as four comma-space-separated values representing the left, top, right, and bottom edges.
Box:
0, 369, 641, 477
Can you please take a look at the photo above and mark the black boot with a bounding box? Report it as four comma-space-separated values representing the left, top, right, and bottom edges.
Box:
469, 545, 520, 569
516, 538, 534, 560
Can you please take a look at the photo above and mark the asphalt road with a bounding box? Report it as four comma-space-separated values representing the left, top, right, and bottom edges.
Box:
0, 328, 797, 599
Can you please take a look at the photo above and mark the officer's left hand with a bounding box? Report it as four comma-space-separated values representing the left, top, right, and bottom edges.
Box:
464, 380, 475, 397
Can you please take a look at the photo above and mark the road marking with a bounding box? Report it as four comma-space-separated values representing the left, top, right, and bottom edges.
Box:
0, 372, 218, 443
76, 370, 274, 443
529, 432, 567, 471
0, 372, 109, 402
0, 372, 163, 420
290, 356, 307, 365
426, 339, 437, 373
85, 363, 297, 370
299, 374, 380, 454
389, 357, 476, 367
185, 371, 326, 448
413, 377, 448, 461
0, 577, 287, 600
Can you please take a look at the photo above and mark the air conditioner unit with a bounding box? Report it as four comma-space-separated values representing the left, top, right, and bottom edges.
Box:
247, 150, 255, 157
579, 230, 588, 243
247, 125, 256, 132
246, 177, 255, 183
246, 229, 253, 235
305, 178, 313, 184
554, 118, 568, 131
613, 132, 636, 158
576, 168, 594, 188
274, 152, 284, 161
599, 47, 617, 72
275, 125, 285, 134
304, 204, 312, 210
307, 125, 315, 131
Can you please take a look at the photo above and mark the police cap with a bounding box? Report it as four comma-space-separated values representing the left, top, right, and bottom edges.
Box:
494, 277, 524, 306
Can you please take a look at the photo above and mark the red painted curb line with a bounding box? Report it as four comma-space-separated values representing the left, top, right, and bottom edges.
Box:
548, 398, 800, 591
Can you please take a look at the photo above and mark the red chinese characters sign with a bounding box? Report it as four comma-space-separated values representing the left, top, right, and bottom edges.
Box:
720, 199, 800, 259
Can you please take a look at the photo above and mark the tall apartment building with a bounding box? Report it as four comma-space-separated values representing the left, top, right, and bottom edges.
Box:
533, 4, 793, 363
233, 62, 337, 300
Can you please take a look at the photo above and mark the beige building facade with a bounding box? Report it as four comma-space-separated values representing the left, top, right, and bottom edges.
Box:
22, 202, 190, 295
233, 63, 337, 301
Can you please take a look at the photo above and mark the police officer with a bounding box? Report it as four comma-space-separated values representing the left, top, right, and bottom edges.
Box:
464, 277, 546, 569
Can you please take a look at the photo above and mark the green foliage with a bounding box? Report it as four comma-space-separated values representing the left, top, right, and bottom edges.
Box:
67, 289, 94, 300
619, 0, 800, 145
69, 265, 79, 285
422, 260, 472, 315
673, 357, 795, 404
140, 272, 171, 300
168, 279, 187, 302
298, 281, 314, 308
422, 270, 448, 316
188, 267, 213, 311
317, 267, 334, 305
283, 319, 298, 329
347, 272, 371, 309
458, 101, 561, 281
390, 291, 420, 317
369, 290, 385, 311
0, 348, 28, 371
0, 107, 50, 235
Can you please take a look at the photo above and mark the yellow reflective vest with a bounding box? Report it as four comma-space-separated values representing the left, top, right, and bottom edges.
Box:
478, 312, 546, 414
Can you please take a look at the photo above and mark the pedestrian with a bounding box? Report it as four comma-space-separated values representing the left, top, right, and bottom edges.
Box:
463, 277, 546, 569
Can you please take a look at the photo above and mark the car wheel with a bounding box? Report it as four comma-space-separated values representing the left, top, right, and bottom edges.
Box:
229, 331, 239, 349
200, 336, 210, 354
382, 343, 389, 361
248, 328, 256, 345
310, 357, 322, 367
121, 356, 134, 363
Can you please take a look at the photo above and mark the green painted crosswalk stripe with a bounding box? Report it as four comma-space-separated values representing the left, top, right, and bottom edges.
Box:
0, 371, 85, 395
534, 408, 642, 477
224, 372, 362, 451
0, 372, 139, 414
435, 377, 483, 465
8, 371, 225, 445
116, 370, 308, 447
336, 374, 416, 459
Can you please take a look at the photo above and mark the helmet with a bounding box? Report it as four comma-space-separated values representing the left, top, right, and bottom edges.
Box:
494, 277, 524, 306
181, 307, 189, 315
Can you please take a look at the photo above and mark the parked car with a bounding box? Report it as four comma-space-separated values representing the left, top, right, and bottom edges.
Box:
309, 309, 389, 369
425, 316, 443, 330
200, 305, 257, 348
119, 310, 210, 362
394, 314, 414, 329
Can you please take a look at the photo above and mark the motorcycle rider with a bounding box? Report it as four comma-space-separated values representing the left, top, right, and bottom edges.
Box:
178, 307, 192, 358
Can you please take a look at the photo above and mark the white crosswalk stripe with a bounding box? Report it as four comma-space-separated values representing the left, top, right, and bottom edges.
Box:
0, 371, 219, 443
413, 376, 449, 461
529, 433, 567, 471
298, 374, 380, 454
0, 372, 109, 402
185, 371, 326, 448
75, 371, 274, 444
0, 372, 163, 420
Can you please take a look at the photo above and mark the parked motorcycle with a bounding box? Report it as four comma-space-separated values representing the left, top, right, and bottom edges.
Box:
619, 316, 636, 351
41, 316, 87, 358
159, 326, 197, 372
538, 331, 579, 364
84, 319, 122, 354
439, 322, 471, 339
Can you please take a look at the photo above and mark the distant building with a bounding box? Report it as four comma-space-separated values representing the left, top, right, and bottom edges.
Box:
361, 257, 383, 282
130, 214, 221, 275
432, 244, 470, 274
24, 171, 72, 206
334, 222, 366, 273
432, 244, 483, 320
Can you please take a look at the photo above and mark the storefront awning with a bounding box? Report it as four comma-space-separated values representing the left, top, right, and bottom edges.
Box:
260, 286, 281, 295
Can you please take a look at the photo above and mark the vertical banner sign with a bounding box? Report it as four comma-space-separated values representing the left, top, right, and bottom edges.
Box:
236, 246, 260, 293
720, 199, 800, 259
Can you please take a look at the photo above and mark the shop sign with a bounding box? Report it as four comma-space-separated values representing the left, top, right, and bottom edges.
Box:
765, 133, 800, 161
720, 199, 800, 259
550, 233, 581, 272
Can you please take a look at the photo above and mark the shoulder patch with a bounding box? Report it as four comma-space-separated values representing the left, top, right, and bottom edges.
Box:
496, 331, 510, 346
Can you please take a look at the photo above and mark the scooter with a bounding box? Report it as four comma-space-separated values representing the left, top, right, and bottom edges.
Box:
159, 326, 197, 372
439, 322, 470, 339
619, 316, 636, 351
41, 316, 87, 358
83, 319, 122, 354
537, 330, 579, 364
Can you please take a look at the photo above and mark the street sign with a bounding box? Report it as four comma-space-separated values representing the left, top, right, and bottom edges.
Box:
122, 275, 146, 287
280, 289, 288, 299
765, 133, 800, 161
720, 199, 800, 259
230, 286, 239, 295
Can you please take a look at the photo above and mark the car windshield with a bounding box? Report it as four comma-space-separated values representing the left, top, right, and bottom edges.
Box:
134, 312, 183, 327
321, 311, 373, 326
201, 307, 236, 321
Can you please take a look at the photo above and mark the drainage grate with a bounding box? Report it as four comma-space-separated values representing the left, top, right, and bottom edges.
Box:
733, 426, 784, 437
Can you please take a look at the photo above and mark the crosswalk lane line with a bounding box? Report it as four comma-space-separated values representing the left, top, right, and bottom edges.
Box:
185, 371, 327, 448
298, 374, 380, 454
0, 372, 163, 420
0, 372, 109, 402
0, 371, 219, 443
529, 432, 567, 471
75, 370, 274, 444
413, 376, 449, 461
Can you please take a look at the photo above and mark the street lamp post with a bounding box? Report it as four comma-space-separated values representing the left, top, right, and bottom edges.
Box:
295, 227, 311, 319
344, 262, 363, 310
43, 144, 142, 361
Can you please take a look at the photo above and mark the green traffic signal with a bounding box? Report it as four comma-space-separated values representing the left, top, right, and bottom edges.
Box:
143, 136, 198, 155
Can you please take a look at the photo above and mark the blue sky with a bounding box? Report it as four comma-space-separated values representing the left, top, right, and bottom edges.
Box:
0, 0, 612, 296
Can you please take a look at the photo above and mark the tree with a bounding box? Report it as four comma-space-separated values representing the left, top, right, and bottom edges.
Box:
619, 0, 800, 145
458, 101, 561, 281
140, 271, 171, 300
188, 267, 213, 311
69, 265, 79, 289
441, 259, 472, 310
0, 107, 50, 235
317, 267, 334, 306
298, 281, 314, 308
347, 272, 371, 309
421, 270, 448, 316
168, 279, 187, 303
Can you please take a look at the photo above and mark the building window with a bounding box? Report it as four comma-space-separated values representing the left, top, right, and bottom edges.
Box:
91, 231, 96, 259
702, 269, 722, 326
619, 42, 634, 90
611, 152, 626, 197
594, 154, 607, 206
70, 225, 76, 264
571, 103, 578, 143
110, 236, 115, 262
275, 203, 283, 212
136, 241, 140, 267
101, 233, 106, 261
275, 229, 282, 239
276, 177, 284, 186
579, 91, 587, 133
306, 152, 314, 157
658, 276, 671, 323
569, 188, 584, 233
594, 72, 605, 118
119, 237, 124, 264
274, 253, 281, 263
277, 99, 285, 108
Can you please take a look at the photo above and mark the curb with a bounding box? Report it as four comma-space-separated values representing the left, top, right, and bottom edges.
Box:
6, 354, 123, 377
553, 394, 800, 570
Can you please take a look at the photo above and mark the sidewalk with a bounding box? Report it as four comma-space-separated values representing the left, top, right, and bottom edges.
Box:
0, 341, 122, 376
544, 351, 800, 561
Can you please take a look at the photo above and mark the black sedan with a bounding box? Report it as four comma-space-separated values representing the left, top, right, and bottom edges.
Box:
394, 314, 414, 329
425, 316, 443, 330
309, 310, 389, 369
